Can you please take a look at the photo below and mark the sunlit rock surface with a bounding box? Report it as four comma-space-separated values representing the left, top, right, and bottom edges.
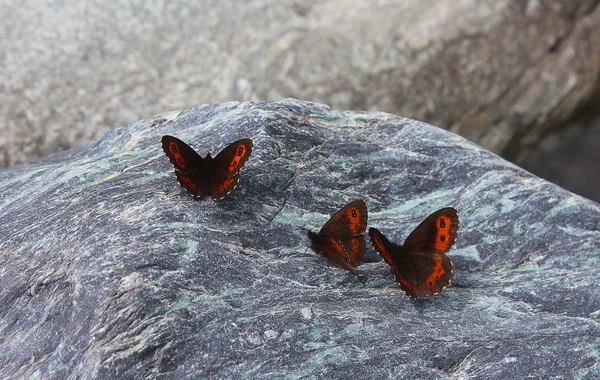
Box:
0, 99, 598, 378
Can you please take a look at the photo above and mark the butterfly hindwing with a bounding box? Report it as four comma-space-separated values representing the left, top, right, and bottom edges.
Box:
348, 238, 366, 267
406, 251, 454, 297
211, 173, 240, 200
175, 171, 206, 198
308, 200, 368, 273
307, 232, 358, 274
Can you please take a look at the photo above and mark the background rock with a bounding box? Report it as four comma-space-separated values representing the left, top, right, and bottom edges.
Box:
523, 112, 600, 202
0, 100, 598, 378
1, 1, 599, 179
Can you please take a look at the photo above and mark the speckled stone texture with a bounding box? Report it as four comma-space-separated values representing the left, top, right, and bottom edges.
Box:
0, 100, 598, 379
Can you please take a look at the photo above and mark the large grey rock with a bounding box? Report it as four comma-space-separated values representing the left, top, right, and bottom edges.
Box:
0, 99, 599, 378
1, 0, 599, 167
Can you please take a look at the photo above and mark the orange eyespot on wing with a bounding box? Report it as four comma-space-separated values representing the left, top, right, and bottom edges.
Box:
212, 174, 240, 200
346, 206, 364, 234
209, 138, 253, 199
214, 139, 253, 177
178, 173, 195, 190
403, 207, 459, 254
434, 214, 454, 251
425, 255, 445, 289
411, 253, 454, 298
227, 142, 250, 174
161, 135, 204, 173
348, 237, 366, 267
168, 141, 187, 170
320, 200, 368, 237
351, 238, 360, 255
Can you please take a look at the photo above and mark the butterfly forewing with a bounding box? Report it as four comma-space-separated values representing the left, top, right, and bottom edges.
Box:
212, 138, 253, 177
309, 200, 368, 272
209, 139, 253, 200
319, 200, 368, 266
319, 200, 368, 236
161, 135, 204, 173
403, 207, 459, 254
368, 228, 398, 267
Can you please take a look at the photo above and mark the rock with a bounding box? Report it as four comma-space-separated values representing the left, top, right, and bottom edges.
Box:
1, 1, 599, 167
523, 112, 600, 203
0, 99, 598, 378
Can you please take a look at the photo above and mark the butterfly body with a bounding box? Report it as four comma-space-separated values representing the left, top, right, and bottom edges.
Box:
369, 207, 458, 298
308, 200, 368, 274
161, 135, 252, 200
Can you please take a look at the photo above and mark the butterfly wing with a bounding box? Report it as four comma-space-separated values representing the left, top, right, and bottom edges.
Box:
369, 227, 421, 298
161, 135, 207, 197
308, 231, 358, 274
211, 173, 240, 200
368, 227, 397, 267
399, 207, 459, 298
404, 251, 454, 298
209, 138, 253, 200
161, 135, 204, 173
317, 199, 368, 268
174, 171, 206, 198
403, 207, 459, 253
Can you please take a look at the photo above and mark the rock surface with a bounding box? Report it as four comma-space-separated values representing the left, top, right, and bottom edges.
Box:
1, 99, 599, 378
524, 112, 600, 203
1, 0, 599, 167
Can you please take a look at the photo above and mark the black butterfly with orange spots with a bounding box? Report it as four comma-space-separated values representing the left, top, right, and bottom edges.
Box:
369, 208, 459, 298
161, 135, 253, 200
308, 200, 368, 274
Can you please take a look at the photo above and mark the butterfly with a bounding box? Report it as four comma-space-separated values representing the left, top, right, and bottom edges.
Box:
307, 200, 368, 274
368, 207, 459, 299
161, 135, 253, 200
